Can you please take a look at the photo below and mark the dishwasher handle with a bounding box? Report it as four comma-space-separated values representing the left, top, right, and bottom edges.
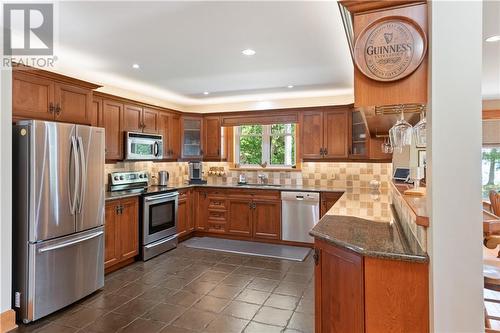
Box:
281, 191, 320, 202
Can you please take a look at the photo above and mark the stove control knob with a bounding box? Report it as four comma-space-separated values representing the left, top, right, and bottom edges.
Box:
139, 174, 143, 178
119, 176, 124, 180
114, 176, 119, 181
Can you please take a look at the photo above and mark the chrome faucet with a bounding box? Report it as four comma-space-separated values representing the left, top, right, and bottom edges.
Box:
258, 174, 268, 184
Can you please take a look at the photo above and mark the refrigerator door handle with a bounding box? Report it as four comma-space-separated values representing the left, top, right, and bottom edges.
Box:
69, 136, 80, 215
37, 231, 103, 253
77, 136, 86, 214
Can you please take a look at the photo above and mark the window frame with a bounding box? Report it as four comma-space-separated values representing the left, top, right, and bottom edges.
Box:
234, 123, 296, 168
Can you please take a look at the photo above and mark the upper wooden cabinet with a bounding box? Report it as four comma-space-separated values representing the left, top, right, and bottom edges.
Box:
182, 116, 203, 159
54, 82, 92, 124
12, 69, 99, 124
143, 107, 159, 134
301, 107, 349, 160
123, 104, 159, 134
158, 111, 181, 160
203, 116, 222, 161
101, 99, 124, 160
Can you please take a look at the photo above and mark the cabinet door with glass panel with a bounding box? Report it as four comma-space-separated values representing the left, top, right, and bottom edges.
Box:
235, 123, 296, 168
181, 116, 203, 159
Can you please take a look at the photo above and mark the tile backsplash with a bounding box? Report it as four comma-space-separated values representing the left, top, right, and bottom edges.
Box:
105, 161, 392, 189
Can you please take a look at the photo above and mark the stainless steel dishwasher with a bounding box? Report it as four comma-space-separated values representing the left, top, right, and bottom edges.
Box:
281, 191, 320, 243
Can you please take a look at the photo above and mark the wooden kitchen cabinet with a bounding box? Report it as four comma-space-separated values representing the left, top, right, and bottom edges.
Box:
105, 197, 139, 272
300, 107, 349, 160
203, 115, 222, 160
320, 192, 343, 217
315, 240, 364, 333
195, 189, 209, 231
12, 69, 98, 124
13, 72, 55, 121
123, 104, 144, 132
53, 82, 93, 124
101, 99, 124, 160
158, 111, 181, 159
323, 109, 349, 158
301, 110, 323, 159
182, 116, 204, 159
177, 189, 193, 238
253, 200, 281, 240
91, 96, 103, 127
314, 239, 429, 333
227, 198, 253, 237
123, 104, 159, 134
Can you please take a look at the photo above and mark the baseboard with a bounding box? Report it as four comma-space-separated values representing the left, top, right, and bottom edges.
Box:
0, 309, 17, 333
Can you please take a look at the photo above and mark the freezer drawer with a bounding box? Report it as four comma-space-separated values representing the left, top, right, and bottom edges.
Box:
24, 227, 104, 322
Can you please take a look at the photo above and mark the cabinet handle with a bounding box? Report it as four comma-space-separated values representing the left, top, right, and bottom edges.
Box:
324, 148, 328, 156
320, 148, 324, 156
248, 202, 252, 208
217, 148, 220, 156
49, 102, 55, 114
55, 104, 61, 115
313, 248, 320, 265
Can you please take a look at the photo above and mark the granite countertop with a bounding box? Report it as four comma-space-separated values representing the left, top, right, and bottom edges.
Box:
310, 188, 428, 263
105, 183, 345, 201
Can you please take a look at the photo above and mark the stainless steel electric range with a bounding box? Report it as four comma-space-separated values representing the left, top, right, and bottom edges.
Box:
108, 171, 179, 261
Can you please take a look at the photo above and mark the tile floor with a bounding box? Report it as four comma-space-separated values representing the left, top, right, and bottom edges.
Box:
12, 244, 315, 333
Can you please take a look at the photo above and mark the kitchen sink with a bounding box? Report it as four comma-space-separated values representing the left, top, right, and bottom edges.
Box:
236, 183, 282, 188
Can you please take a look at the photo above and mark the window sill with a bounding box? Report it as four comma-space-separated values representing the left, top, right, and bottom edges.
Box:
228, 167, 301, 172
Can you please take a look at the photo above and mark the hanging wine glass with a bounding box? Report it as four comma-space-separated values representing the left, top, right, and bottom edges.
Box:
413, 110, 427, 147
389, 108, 412, 153
381, 137, 393, 154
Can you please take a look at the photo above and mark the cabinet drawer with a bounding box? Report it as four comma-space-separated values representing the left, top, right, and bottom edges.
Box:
207, 221, 226, 233
252, 190, 280, 200
208, 198, 226, 209
206, 189, 226, 196
208, 210, 226, 221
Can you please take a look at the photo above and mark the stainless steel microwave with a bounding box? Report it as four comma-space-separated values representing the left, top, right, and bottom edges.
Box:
125, 132, 163, 160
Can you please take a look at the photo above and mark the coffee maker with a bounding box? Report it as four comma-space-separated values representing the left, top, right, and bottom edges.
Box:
188, 161, 207, 184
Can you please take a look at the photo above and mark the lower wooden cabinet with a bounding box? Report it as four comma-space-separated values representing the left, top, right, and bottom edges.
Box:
314, 239, 429, 333
227, 198, 253, 236
104, 197, 139, 272
320, 192, 343, 217
177, 189, 194, 238
315, 239, 364, 333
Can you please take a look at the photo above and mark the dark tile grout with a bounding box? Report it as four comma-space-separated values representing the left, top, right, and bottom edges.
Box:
13, 244, 314, 333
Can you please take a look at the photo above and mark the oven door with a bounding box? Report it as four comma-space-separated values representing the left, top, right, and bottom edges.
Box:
142, 192, 178, 244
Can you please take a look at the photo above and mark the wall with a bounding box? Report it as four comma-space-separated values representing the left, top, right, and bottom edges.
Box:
428, 1, 484, 331
1, 69, 13, 314
105, 161, 392, 189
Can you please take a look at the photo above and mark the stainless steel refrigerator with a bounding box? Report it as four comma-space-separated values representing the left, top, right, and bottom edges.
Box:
13, 120, 105, 323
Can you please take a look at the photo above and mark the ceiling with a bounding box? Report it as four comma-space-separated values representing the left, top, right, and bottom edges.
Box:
51, 1, 353, 106
483, 0, 500, 100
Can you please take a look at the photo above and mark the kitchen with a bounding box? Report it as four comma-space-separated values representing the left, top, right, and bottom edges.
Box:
0, 1, 490, 333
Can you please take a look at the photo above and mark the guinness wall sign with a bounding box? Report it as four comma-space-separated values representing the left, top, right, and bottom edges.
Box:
354, 17, 427, 82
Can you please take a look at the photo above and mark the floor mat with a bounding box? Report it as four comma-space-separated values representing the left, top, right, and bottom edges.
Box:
182, 237, 311, 262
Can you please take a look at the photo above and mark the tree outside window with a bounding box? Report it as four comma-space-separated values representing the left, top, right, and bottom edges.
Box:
235, 123, 296, 167
482, 147, 500, 199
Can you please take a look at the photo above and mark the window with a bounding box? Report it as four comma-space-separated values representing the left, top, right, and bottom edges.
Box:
482, 147, 500, 199
235, 123, 296, 167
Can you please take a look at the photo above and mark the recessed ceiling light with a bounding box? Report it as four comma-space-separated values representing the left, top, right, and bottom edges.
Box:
242, 49, 256, 56
203, 91, 210, 95
486, 35, 500, 42
287, 85, 294, 89
132, 63, 140, 69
